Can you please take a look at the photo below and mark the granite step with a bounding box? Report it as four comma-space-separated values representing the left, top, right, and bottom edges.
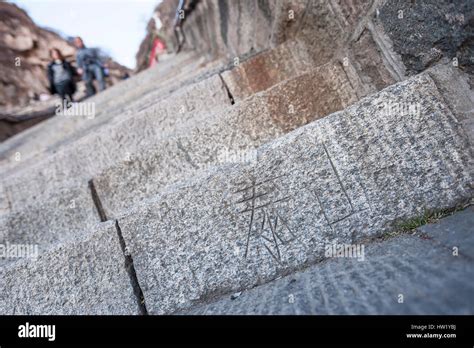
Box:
0, 53, 221, 175
0, 221, 140, 314
93, 60, 361, 218
0, 53, 363, 221
185, 206, 474, 315
0, 73, 231, 215
0, 180, 99, 267
114, 70, 473, 314
0, 72, 232, 260
0, 66, 471, 314
0, 58, 360, 258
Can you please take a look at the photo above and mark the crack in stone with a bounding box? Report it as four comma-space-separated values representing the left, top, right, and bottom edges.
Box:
114, 220, 149, 315
218, 73, 235, 105
88, 179, 108, 222
88, 178, 148, 315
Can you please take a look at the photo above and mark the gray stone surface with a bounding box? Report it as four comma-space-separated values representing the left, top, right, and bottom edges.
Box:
417, 205, 474, 259
427, 64, 474, 147
377, 0, 474, 75
186, 206, 474, 314
118, 72, 473, 314
94, 61, 359, 218
220, 40, 314, 101
0, 181, 99, 262
0, 73, 231, 214
176, 0, 375, 63
0, 53, 219, 177
0, 182, 9, 216
222, 28, 398, 103
0, 221, 140, 314
0, 1, 471, 317
348, 28, 398, 93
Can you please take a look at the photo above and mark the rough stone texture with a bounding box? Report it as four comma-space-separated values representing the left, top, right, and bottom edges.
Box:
427, 64, 474, 148
118, 72, 473, 314
1, 24, 401, 214
152, 0, 375, 62
221, 40, 313, 101
0, 2, 75, 108
186, 207, 474, 314
0, 73, 230, 214
0, 182, 9, 216
222, 28, 398, 102
349, 28, 397, 93
93, 61, 359, 218
0, 52, 211, 175
294, 0, 348, 62
0, 221, 139, 314
0, 1, 471, 317
179, 0, 277, 59
0, 181, 99, 258
377, 0, 474, 76
334, 0, 374, 27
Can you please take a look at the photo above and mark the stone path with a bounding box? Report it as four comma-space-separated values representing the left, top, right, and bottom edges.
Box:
0, 0, 472, 315
186, 206, 474, 315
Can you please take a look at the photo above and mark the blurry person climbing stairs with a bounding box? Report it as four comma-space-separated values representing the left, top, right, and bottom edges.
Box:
47, 48, 77, 104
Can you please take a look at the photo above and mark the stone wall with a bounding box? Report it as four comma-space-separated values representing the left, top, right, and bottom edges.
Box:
377, 0, 474, 77
139, 0, 473, 87
143, 0, 375, 61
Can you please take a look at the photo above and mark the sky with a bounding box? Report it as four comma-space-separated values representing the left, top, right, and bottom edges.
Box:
11, 0, 161, 69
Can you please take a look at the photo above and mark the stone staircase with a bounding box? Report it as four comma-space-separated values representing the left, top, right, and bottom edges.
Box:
0, 0, 473, 315
186, 206, 474, 315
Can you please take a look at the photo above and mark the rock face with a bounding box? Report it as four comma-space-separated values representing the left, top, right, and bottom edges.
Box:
377, 0, 474, 76
0, 2, 75, 108
0, 0, 473, 315
138, 1, 379, 65
138, 0, 474, 82
0, 2, 131, 141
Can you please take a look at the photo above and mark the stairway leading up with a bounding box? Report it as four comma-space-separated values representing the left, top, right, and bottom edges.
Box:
0, 0, 472, 315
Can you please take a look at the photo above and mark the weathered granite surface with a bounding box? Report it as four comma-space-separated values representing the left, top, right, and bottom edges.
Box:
160, 0, 374, 61
221, 23, 397, 103
0, 1, 472, 318
0, 181, 99, 262
0, 221, 139, 314
0, 73, 231, 214
93, 61, 359, 218
220, 40, 312, 101
186, 206, 474, 314
377, 0, 474, 75
118, 72, 473, 314
427, 64, 474, 147
0, 182, 8, 215
0, 53, 216, 177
